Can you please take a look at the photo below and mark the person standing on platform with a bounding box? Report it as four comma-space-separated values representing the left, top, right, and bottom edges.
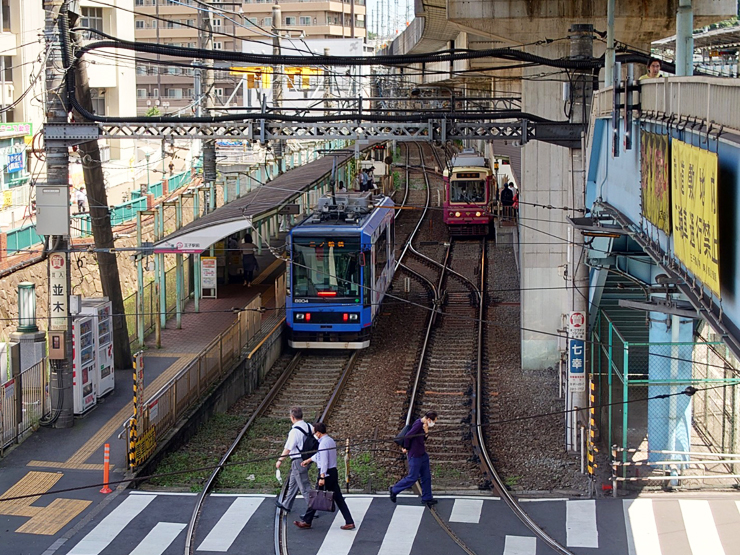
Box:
276, 407, 314, 514
76, 186, 87, 213
389, 410, 439, 506
640, 57, 663, 80
294, 422, 355, 530
240, 234, 259, 287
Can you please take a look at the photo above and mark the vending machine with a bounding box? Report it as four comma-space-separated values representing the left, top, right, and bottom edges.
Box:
72, 316, 97, 414
81, 298, 115, 398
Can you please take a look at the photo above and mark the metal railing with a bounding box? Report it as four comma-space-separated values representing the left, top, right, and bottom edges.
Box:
0, 360, 49, 453
123, 279, 287, 469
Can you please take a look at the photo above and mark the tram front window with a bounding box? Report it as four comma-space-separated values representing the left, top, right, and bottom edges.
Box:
292, 237, 361, 298
450, 180, 485, 203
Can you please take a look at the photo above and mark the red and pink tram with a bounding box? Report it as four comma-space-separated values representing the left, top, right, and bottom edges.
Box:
442, 149, 494, 236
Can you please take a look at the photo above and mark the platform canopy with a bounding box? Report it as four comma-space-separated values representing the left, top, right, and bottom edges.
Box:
153, 218, 253, 254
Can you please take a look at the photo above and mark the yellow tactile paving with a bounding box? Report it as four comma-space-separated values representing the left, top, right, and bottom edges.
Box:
16, 497, 91, 535
27, 353, 196, 471
0, 471, 62, 516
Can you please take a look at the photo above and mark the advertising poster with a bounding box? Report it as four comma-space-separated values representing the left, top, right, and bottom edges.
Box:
671, 139, 720, 297
640, 131, 671, 233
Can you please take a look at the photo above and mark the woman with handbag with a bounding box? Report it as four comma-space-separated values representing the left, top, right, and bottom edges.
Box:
294, 422, 355, 530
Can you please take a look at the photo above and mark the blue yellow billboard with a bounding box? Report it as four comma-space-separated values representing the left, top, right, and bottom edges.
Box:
671, 139, 720, 297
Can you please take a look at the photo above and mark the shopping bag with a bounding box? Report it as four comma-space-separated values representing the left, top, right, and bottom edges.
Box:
307, 488, 335, 512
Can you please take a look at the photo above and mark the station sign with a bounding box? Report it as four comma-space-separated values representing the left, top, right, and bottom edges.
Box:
568, 311, 586, 393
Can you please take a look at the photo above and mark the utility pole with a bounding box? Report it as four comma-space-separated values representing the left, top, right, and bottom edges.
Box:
566, 24, 592, 451
272, 3, 283, 175
43, 0, 73, 428
201, 1, 217, 207
70, 12, 132, 371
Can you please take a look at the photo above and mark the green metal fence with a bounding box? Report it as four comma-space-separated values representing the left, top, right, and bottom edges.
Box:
124, 258, 192, 349
592, 311, 740, 471
6, 224, 43, 253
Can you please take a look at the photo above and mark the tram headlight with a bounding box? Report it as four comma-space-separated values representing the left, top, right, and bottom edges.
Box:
475, 211, 482, 217
295, 313, 305, 320
349, 314, 359, 321
454, 211, 461, 217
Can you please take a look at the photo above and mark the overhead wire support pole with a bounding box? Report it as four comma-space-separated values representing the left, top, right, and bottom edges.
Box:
272, 3, 283, 175
43, 0, 74, 428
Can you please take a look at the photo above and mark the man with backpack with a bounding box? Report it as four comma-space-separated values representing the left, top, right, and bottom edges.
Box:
276, 407, 317, 513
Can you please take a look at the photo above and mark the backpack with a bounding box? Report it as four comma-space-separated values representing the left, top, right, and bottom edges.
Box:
294, 423, 319, 461
394, 424, 412, 447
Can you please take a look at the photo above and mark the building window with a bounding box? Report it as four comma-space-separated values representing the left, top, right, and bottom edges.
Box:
90, 88, 106, 116
152, 88, 159, 98
135, 20, 144, 29
2, 0, 10, 32
136, 0, 144, 5
299, 16, 311, 26
213, 19, 222, 28
262, 17, 272, 27
213, 42, 223, 50
167, 88, 182, 99
2, 56, 11, 82
285, 17, 296, 26
81, 7, 104, 33
214, 88, 224, 99
136, 65, 146, 75
137, 88, 147, 98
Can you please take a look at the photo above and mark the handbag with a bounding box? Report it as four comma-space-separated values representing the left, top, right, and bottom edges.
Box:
394, 424, 411, 447
308, 487, 335, 512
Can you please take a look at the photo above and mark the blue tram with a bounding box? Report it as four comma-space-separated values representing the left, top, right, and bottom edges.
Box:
286, 192, 395, 349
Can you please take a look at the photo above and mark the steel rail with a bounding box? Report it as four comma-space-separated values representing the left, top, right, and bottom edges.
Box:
471, 239, 575, 555
183, 351, 303, 555
276, 352, 360, 555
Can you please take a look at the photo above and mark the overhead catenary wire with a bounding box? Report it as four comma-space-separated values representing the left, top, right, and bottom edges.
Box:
0, 383, 724, 504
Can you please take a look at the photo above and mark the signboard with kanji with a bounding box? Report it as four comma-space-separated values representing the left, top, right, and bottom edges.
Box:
49, 253, 68, 330
568, 311, 586, 393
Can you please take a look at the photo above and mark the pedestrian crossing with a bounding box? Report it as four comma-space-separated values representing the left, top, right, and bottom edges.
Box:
56, 493, 740, 555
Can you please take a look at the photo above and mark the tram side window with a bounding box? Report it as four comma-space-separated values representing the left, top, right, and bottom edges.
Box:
375, 230, 388, 280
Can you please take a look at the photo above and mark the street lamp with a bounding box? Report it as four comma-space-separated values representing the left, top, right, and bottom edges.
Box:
17, 282, 38, 333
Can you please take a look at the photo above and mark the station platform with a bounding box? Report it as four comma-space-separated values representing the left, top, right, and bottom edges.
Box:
0, 249, 286, 552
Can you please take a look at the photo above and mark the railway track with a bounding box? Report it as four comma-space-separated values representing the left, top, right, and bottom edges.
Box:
182, 350, 358, 555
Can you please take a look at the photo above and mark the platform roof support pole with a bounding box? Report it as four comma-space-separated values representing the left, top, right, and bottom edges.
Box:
157, 203, 166, 329
194, 254, 201, 313
176, 197, 183, 329
136, 211, 145, 348
604, 0, 615, 86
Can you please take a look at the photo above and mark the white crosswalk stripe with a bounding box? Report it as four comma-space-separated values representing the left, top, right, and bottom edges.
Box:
129, 522, 186, 555
449, 499, 484, 524
680, 499, 726, 555
67, 494, 156, 555
315, 497, 372, 555
503, 535, 537, 555
623, 499, 662, 555
377, 505, 425, 555
197, 497, 264, 552
58, 492, 740, 555
566, 499, 599, 548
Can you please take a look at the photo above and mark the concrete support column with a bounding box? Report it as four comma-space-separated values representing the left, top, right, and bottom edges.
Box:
648, 313, 694, 464
676, 0, 694, 76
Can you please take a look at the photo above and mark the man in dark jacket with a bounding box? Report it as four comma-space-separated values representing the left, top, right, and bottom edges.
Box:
389, 411, 438, 506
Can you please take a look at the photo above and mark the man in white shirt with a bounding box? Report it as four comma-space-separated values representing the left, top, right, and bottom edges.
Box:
275, 407, 313, 513
76, 187, 87, 213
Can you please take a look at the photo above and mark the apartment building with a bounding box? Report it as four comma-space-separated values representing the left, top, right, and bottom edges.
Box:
133, 0, 367, 115
0, 0, 137, 226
